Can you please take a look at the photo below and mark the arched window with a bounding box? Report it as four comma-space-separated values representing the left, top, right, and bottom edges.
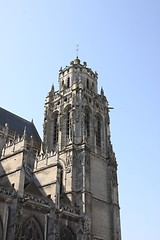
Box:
60, 226, 76, 240
20, 218, 43, 240
67, 77, 70, 88
53, 112, 58, 144
85, 108, 90, 138
96, 115, 101, 146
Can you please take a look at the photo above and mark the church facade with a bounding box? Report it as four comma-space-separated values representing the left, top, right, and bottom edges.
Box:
0, 58, 121, 240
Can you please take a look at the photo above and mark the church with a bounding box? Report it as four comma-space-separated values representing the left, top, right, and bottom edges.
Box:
0, 57, 121, 240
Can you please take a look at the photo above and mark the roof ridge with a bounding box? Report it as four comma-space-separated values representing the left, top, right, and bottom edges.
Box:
0, 106, 41, 143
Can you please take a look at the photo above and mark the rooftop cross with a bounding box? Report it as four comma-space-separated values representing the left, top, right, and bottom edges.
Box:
76, 44, 79, 57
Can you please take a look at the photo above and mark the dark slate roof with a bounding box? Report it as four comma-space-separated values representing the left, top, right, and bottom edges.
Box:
0, 107, 41, 143
25, 182, 43, 196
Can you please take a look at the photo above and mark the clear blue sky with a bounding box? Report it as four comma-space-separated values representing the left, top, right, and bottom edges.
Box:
0, 1, 160, 239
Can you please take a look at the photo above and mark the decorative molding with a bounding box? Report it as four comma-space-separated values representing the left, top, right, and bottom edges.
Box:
18, 192, 51, 208
59, 204, 80, 216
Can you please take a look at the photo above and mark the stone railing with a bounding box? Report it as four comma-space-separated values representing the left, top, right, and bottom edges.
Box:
22, 192, 51, 207
0, 185, 15, 198
60, 204, 80, 215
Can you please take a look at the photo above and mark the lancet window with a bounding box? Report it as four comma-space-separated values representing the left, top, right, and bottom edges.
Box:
67, 77, 70, 88
96, 114, 102, 146
66, 109, 71, 139
58, 164, 63, 194
53, 112, 58, 144
85, 107, 90, 138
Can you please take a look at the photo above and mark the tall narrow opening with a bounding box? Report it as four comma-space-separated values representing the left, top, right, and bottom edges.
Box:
53, 112, 58, 144
85, 108, 90, 139
67, 77, 70, 88
96, 115, 101, 146
66, 110, 71, 139
59, 165, 63, 194
87, 78, 89, 89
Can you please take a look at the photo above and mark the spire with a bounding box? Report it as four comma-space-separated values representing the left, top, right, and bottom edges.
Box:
4, 123, 9, 136
23, 126, 27, 139
48, 84, 54, 98
40, 142, 44, 156
101, 87, 104, 96
30, 135, 34, 148
51, 84, 54, 93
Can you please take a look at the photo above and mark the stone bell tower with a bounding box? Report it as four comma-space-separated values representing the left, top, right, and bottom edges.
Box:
43, 57, 121, 240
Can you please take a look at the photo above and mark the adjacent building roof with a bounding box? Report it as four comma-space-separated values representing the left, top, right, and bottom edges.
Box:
0, 107, 41, 143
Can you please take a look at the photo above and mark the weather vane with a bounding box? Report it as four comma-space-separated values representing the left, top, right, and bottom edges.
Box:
76, 44, 79, 57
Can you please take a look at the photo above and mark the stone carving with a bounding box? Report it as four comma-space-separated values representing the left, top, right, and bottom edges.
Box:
60, 204, 80, 215
18, 192, 50, 206
84, 216, 91, 234
76, 108, 80, 123
65, 156, 72, 173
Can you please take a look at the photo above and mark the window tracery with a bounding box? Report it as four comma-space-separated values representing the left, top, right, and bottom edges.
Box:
20, 218, 43, 240
60, 226, 75, 240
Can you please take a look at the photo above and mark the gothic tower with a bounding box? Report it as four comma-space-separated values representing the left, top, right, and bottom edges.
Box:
43, 57, 121, 240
